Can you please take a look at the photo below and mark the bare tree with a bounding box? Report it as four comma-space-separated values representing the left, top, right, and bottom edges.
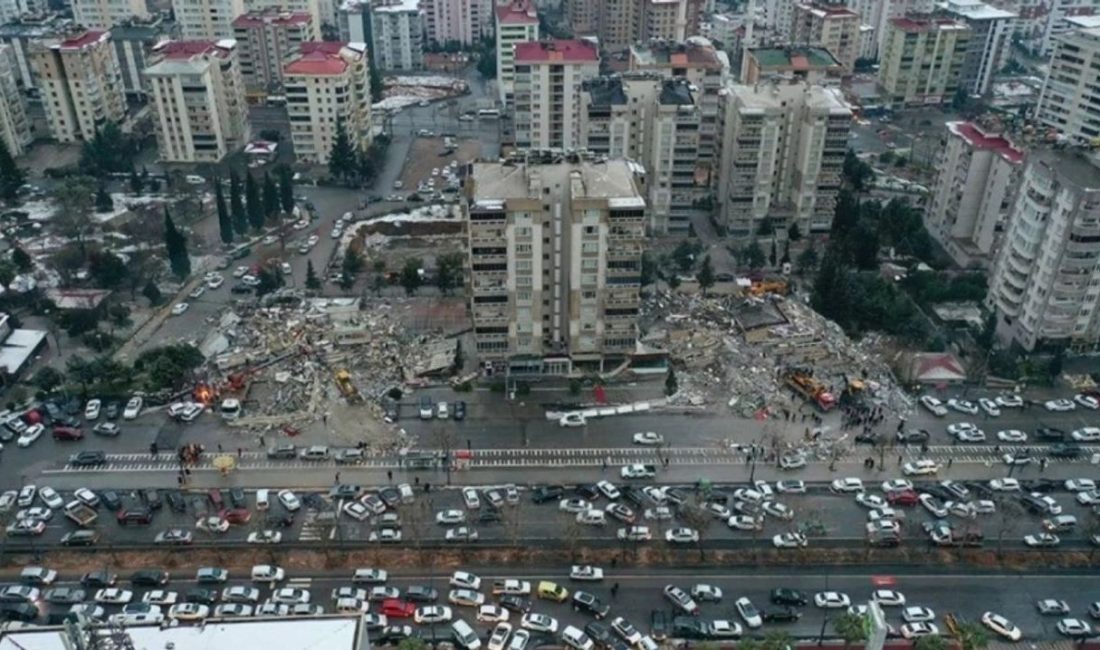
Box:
996, 498, 1024, 560
678, 501, 713, 561
53, 176, 96, 258
432, 424, 457, 485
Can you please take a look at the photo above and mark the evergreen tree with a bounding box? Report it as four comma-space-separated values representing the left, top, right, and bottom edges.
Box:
142, 280, 162, 305
262, 172, 279, 220
695, 255, 714, 294
129, 168, 143, 195
769, 238, 778, 267
94, 184, 113, 212
305, 259, 321, 290
0, 138, 25, 203
229, 170, 248, 236
11, 246, 31, 272
163, 207, 191, 278
245, 171, 264, 231
665, 367, 678, 396
328, 120, 356, 185
787, 222, 802, 242
277, 165, 294, 213
215, 180, 233, 245
400, 258, 422, 295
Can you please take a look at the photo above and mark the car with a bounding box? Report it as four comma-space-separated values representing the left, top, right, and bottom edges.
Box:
43, 587, 86, 605
902, 607, 935, 623
1075, 394, 1100, 410
855, 492, 887, 509
570, 566, 603, 581
1066, 479, 1097, 492
872, 590, 906, 607
1058, 618, 1092, 637
1037, 599, 1070, 615
53, 425, 84, 441
449, 589, 485, 607
900, 623, 939, 639
95, 588, 134, 605
251, 565, 285, 582
882, 480, 914, 495
949, 423, 986, 442
920, 395, 948, 416
691, 585, 723, 603
779, 454, 807, 470
1036, 426, 1066, 441
84, 399, 101, 420
663, 586, 699, 615
620, 464, 657, 479
830, 478, 863, 493
206, 275, 225, 290
214, 604, 253, 617
618, 526, 651, 541
381, 599, 416, 618
1046, 399, 1076, 412
196, 567, 228, 584
462, 487, 480, 509
450, 571, 481, 590
989, 478, 1020, 491
632, 432, 664, 445
728, 514, 764, 530
978, 398, 1001, 416
947, 398, 979, 415
897, 429, 931, 444
1025, 533, 1060, 547
596, 480, 620, 500
1073, 427, 1100, 441
16, 424, 44, 447
277, 489, 300, 511
446, 526, 478, 541
38, 487, 62, 509
772, 533, 807, 548
488, 622, 513, 650
521, 613, 559, 633
605, 502, 635, 524
154, 529, 193, 545
814, 592, 850, 609
123, 396, 143, 419
436, 509, 466, 525
415, 605, 453, 624
254, 603, 290, 617
666, 527, 699, 543
271, 588, 311, 605
130, 570, 169, 587
369, 527, 401, 543
770, 589, 808, 607
919, 493, 947, 518
168, 603, 209, 621
572, 591, 610, 619
91, 421, 120, 437
775, 480, 806, 494
981, 612, 1022, 640
69, 450, 107, 467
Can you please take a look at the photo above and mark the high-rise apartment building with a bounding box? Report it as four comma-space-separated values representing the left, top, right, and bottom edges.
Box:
581, 75, 705, 234
466, 156, 647, 374
716, 81, 851, 237
494, 0, 538, 107
513, 39, 599, 150
70, 0, 147, 29
843, 0, 934, 59
645, 0, 690, 41
937, 0, 1016, 96
564, 0, 597, 36
789, 1, 860, 72
1019, 0, 1099, 57
740, 45, 843, 84
422, 0, 491, 45
109, 15, 176, 100
249, 0, 323, 34
0, 0, 42, 25
878, 17, 971, 108
595, 0, 702, 52
172, 0, 244, 38
598, 0, 641, 52
370, 0, 423, 70
233, 9, 314, 92
145, 39, 247, 162
0, 43, 31, 156
927, 120, 1024, 269
0, 14, 78, 91
29, 29, 126, 142
1036, 24, 1100, 143
988, 149, 1100, 351
284, 41, 371, 163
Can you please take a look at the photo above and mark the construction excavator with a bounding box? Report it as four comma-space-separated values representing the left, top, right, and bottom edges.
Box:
785, 368, 837, 411
334, 369, 363, 404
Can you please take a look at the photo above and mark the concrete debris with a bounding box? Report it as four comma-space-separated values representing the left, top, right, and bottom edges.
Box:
640, 290, 910, 419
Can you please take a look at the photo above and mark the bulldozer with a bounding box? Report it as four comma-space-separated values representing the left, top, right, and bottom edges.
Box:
334, 369, 363, 404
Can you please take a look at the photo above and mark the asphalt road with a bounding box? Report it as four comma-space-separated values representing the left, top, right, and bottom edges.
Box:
5, 568, 1100, 642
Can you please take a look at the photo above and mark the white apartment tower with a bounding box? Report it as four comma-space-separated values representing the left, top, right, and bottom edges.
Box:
370, 0, 423, 70
172, 0, 245, 38
926, 120, 1024, 268
466, 157, 648, 374
0, 43, 31, 156
145, 39, 248, 162
71, 0, 147, 29
495, 0, 538, 107
29, 29, 126, 143
789, 1, 861, 72
513, 39, 600, 150
283, 41, 372, 163
232, 9, 315, 91
716, 81, 851, 237
1036, 24, 1100, 143
989, 149, 1100, 351
937, 0, 1016, 95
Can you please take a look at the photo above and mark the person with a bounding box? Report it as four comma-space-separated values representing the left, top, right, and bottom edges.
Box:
335, 472, 341, 483
611, 583, 619, 597
387, 470, 393, 482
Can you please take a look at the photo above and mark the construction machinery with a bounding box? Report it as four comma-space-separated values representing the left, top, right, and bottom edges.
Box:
748, 280, 789, 297
785, 369, 837, 411
334, 369, 363, 404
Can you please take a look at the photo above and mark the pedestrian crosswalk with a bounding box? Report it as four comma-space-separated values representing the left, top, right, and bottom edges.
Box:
298, 512, 324, 542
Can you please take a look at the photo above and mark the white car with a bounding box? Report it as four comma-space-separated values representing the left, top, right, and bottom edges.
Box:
1075, 394, 1100, 410
1077, 491, 1100, 506
369, 528, 401, 543
74, 487, 99, 507
39, 487, 63, 509
901, 623, 939, 639
143, 590, 178, 606
189, 284, 205, 300
772, 533, 807, 548
763, 501, 793, 520
559, 498, 590, 513
270, 588, 311, 604
611, 617, 642, 645
247, 531, 282, 544
1072, 427, 1100, 442
779, 454, 807, 470
1024, 533, 1060, 547
569, 566, 603, 581
450, 571, 481, 590
978, 398, 1001, 417
278, 490, 300, 511
947, 422, 985, 442
830, 478, 864, 493
920, 395, 948, 416
776, 480, 806, 494
735, 597, 762, 628
206, 274, 225, 289
122, 396, 143, 419
902, 607, 935, 623
559, 413, 586, 428
947, 399, 979, 415
477, 605, 510, 623
620, 464, 656, 479
632, 432, 663, 445
691, 584, 723, 602
1066, 479, 1097, 492
617, 526, 651, 541
521, 613, 559, 633
169, 603, 210, 621
488, 622, 513, 650
855, 492, 887, 509
1045, 399, 1076, 412
919, 494, 947, 518
596, 481, 620, 500
728, 515, 763, 530
814, 592, 851, 609
997, 429, 1028, 443
576, 510, 606, 526
415, 606, 453, 624
882, 479, 914, 492
707, 620, 743, 638
437, 509, 466, 525
703, 502, 731, 519
644, 506, 672, 520
995, 394, 1023, 408
251, 565, 286, 582
85, 399, 101, 420
16, 424, 44, 448
445, 526, 478, 542
872, 590, 906, 606
1057, 618, 1092, 637
665, 527, 699, 543
902, 460, 941, 476
1037, 599, 1070, 615
989, 478, 1020, 491
170, 303, 189, 316
448, 588, 485, 607
981, 612, 1022, 640
343, 502, 370, 521
462, 488, 480, 509
95, 588, 133, 604
215, 604, 254, 617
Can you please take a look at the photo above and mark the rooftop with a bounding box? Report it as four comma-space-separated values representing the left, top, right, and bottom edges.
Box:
749, 46, 841, 70
889, 16, 969, 31
56, 29, 108, 49
514, 39, 598, 63
0, 14, 72, 38
233, 10, 312, 27
730, 82, 852, 115
285, 41, 362, 75
1066, 15, 1100, 29
495, 0, 538, 25
938, 0, 1017, 20
1029, 148, 1100, 191
583, 76, 628, 106
470, 159, 644, 205
372, 0, 420, 13
797, 1, 859, 18
630, 38, 725, 69
659, 78, 694, 105
946, 121, 1024, 164
153, 39, 236, 60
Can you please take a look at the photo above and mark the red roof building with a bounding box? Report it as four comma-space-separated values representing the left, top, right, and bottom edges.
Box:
495, 0, 538, 25
514, 39, 598, 63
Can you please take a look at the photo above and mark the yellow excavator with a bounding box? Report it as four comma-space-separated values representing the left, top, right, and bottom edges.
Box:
334, 369, 363, 404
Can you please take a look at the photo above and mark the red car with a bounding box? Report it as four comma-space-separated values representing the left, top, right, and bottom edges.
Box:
886, 489, 918, 506
220, 508, 251, 524
380, 599, 416, 618
52, 426, 84, 441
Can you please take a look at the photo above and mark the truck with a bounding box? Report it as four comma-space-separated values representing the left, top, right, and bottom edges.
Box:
63, 501, 98, 527
784, 370, 837, 411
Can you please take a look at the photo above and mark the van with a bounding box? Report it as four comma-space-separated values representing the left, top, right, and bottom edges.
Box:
452, 619, 482, 650
537, 581, 568, 603
561, 625, 594, 650
335, 597, 367, 614
418, 396, 433, 420
256, 490, 270, 511
1043, 514, 1078, 532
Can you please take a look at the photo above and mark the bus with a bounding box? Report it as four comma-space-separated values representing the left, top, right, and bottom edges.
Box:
477, 109, 501, 119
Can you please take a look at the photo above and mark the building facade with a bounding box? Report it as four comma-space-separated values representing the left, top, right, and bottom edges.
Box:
109, 15, 176, 100
0, 43, 31, 155
494, 0, 538, 107
513, 39, 599, 150
370, 0, 423, 70
878, 16, 971, 107
989, 149, 1100, 351
716, 81, 851, 237
789, 1, 860, 71
843, 0, 935, 59
232, 9, 314, 92
0, 14, 77, 91
284, 41, 371, 163
645, 0, 690, 41
145, 39, 247, 162
422, 0, 491, 46
740, 45, 843, 84
937, 0, 1016, 96
172, 0, 244, 39
1036, 24, 1100, 143
466, 157, 647, 374
29, 29, 126, 142
927, 120, 1024, 269
71, 0, 147, 29
564, 0, 598, 36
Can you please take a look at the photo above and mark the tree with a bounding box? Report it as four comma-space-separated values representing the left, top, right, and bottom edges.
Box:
369, 64, 384, 103
843, 149, 874, 191
31, 366, 64, 393
11, 246, 31, 272
695, 255, 714, 294
0, 138, 25, 202
215, 180, 233, 245
88, 251, 127, 288
396, 637, 426, 650
94, 184, 112, 212
761, 631, 794, 650
129, 168, 143, 195
400, 258, 422, 295
476, 36, 497, 78
787, 222, 802, 242
797, 244, 819, 274
262, 171, 279, 221
245, 172, 263, 231
53, 176, 96, 258
329, 120, 357, 186
436, 253, 464, 295
107, 304, 131, 329
741, 240, 766, 269
833, 613, 867, 650
769, 238, 778, 267
277, 165, 294, 214
255, 266, 284, 297
756, 216, 775, 237
305, 260, 321, 290
954, 621, 989, 650
65, 355, 97, 396
0, 260, 14, 289
664, 367, 678, 396
163, 207, 191, 278
230, 170, 248, 236
338, 270, 355, 290
79, 122, 134, 176
913, 636, 948, 650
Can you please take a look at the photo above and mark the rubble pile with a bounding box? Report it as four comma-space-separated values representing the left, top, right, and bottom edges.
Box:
641, 290, 909, 418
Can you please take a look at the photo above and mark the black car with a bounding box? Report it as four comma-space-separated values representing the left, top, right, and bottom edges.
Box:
165, 491, 186, 513
966, 482, 994, 499
104, 402, 120, 419
1023, 479, 1060, 493
477, 509, 502, 524
532, 485, 565, 504
405, 586, 438, 603
762, 608, 802, 623
576, 484, 600, 499
453, 400, 466, 421
266, 514, 295, 528
770, 588, 808, 606
230, 283, 253, 294
584, 622, 614, 648
330, 484, 362, 500
229, 488, 247, 508
60, 530, 99, 547
854, 432, 879, 444
117, 508, 153, 525
186, 588, 219, 605
130, 570, 169, 586
142, 489, 163, 510
622, 488, 646, 507
1049, 444, 1083, 459
70, 451, 107, 467
382, 400, 400, 423
921, 485, 954, 501
1019, 494, 1048, 514
379, 487, 402, 507
1035, 427, 1066, 441
100, 490, 122, 511
897, 429, 931, 443
664, 488, 687, 506
672, 617, 708, 639
81, 571, 116, 589
0, 603, 38, 622
572, 591, 610, 619
650, 610, 669, 641
499, 595, 531, 613
267, 444, 297, 459
377, 625, 415, 642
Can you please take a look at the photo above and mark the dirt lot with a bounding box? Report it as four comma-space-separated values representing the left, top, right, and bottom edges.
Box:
398, 136, 481, 193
